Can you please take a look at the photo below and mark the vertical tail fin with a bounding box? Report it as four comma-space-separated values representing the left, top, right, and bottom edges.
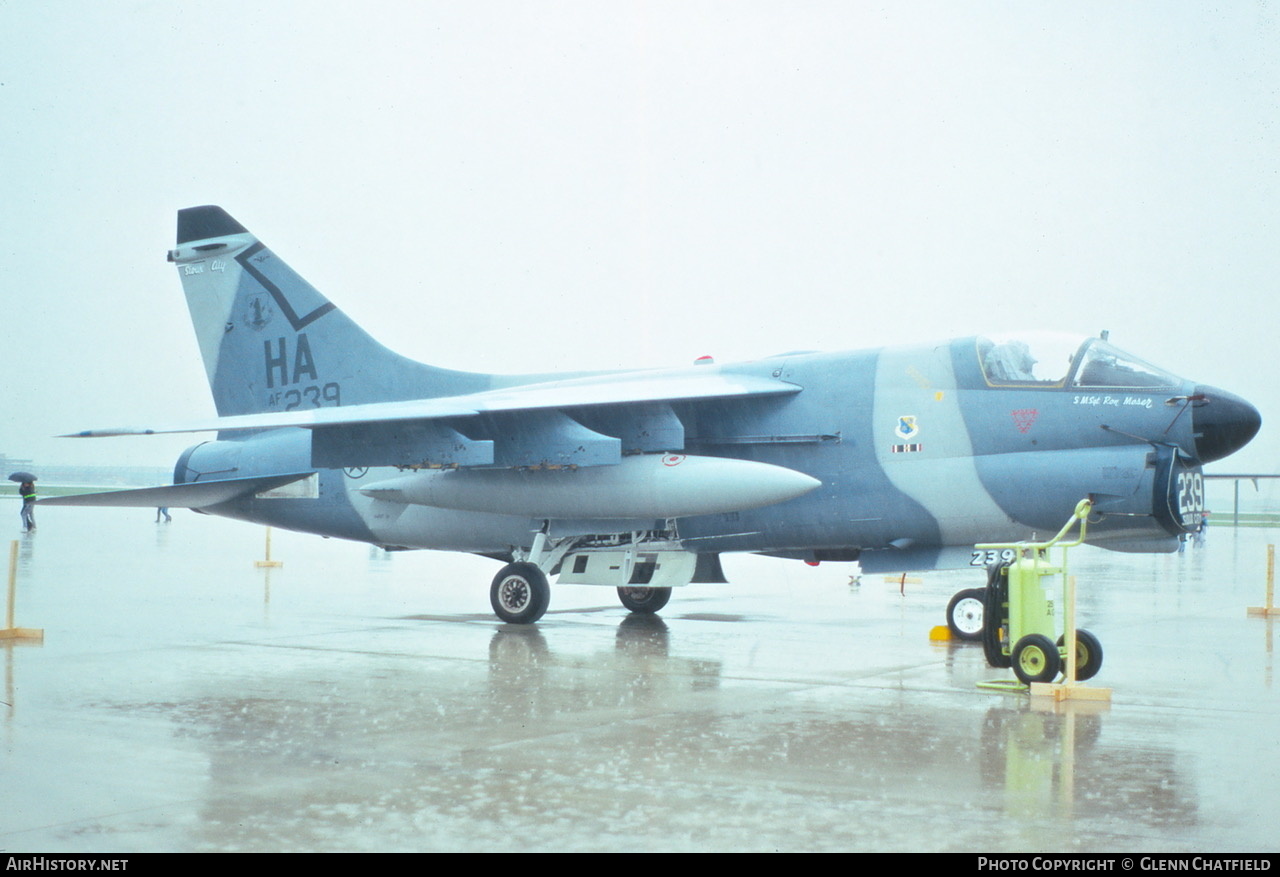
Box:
168, 206, 488, 417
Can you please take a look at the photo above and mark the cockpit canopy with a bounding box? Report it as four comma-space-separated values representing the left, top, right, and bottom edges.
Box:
976, 333, 1181, 389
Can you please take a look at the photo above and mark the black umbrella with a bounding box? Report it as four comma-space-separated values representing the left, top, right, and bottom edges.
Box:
8, 472, 37, 482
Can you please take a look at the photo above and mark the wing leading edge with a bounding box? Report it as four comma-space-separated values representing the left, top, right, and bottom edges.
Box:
63, 370, 800, 439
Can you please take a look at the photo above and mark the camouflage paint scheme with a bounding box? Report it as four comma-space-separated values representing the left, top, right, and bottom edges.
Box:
49, 207, 1261, 623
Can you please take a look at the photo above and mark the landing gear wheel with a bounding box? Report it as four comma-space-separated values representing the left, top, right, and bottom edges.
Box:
1012, 633, 1062, 685
490, 562, 550, 624
1057, 629, 1103, 682
617, 586, 672, 614
946, 587, 986, 641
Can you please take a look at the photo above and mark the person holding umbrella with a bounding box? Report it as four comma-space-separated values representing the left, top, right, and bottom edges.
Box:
9, 473, 37, 531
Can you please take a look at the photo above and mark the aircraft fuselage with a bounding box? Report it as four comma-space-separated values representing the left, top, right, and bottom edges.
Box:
176, 334, 1251, 574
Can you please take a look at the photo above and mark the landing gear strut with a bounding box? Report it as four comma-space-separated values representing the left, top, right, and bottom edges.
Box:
487, 526, 580, 624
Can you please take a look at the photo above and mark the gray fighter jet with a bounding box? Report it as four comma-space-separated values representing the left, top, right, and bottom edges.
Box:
47, 206, 1261, 625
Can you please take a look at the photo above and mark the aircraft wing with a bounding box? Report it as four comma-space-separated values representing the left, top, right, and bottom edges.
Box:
38, 472, 315, 509
63, 369, 799, 437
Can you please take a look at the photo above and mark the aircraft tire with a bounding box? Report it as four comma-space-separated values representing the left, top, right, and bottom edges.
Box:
1011, 633, 1061, 685
1057, 629, 1103, 682
617, 586, 672, 613
946, 587, 986, 641
490, 562, 551, 624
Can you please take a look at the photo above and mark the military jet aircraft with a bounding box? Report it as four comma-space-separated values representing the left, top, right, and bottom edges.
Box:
45, 206, 1262, 627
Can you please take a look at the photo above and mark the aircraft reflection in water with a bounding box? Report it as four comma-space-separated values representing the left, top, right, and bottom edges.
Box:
48, 206, 1261, 624
145, 625, 1195, 850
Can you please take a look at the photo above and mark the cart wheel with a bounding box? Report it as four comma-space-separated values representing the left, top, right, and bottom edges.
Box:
1012, 633, 1061, 684
1057, 629, 1103, 681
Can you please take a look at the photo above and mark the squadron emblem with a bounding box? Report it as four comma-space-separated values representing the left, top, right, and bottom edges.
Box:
243, 292, 276, 331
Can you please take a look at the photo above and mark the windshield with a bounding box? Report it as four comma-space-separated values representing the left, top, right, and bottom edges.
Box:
1072, 340, 1180, 389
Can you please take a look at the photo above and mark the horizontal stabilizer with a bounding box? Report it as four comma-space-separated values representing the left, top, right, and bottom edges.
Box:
38, 472, 315, 509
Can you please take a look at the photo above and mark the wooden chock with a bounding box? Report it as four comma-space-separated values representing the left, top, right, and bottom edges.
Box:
1029, 682, 1112, 702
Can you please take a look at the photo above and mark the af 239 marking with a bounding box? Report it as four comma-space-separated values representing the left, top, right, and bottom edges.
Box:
261, 331, 342, 410
270, 383, 342, 410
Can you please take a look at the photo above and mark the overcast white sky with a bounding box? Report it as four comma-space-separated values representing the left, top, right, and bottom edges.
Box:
2, 1, 1277, 476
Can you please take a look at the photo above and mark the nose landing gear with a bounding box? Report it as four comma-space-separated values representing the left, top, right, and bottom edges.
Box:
945, 587, 987, 642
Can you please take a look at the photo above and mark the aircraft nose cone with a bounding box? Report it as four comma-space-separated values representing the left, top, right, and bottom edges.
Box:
1191, 385, 1261, 463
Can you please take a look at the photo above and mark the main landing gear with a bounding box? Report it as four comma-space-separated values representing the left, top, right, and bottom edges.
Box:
489, 528, 568, 624
488, 527, 681, 624
617, 586, 672, 613
488, 565, 677, 624
490, 562, 551, 624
